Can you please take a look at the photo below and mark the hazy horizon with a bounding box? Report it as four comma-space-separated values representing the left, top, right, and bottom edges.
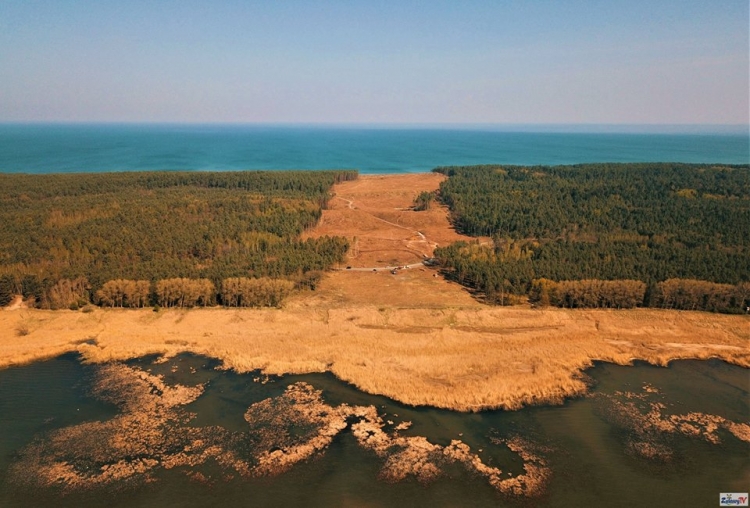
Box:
1, 1, 748, 125
1, 121, 747, 135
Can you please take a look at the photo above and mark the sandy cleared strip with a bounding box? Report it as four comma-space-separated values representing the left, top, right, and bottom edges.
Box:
1, 306, 747, 411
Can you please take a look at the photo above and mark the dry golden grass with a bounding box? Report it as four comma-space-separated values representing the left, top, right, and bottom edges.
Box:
290, 268, 481, 309
1, 306, 747, 411
300, 172, 486, 308
304, 172, 481, 268
1, 173, 748, 412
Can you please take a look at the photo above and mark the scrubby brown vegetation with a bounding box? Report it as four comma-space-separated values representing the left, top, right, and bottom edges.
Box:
304, 172, 476, 268
594, 383, 750, 462
96, 279, 151, 308
222, 277, 295, 307
10, 364, 551, 497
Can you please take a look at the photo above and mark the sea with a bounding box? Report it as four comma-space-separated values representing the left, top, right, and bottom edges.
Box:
0, 123, 748, 174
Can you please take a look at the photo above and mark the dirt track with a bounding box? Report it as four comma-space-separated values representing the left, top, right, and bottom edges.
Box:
303, 172, 484, 308
305, 172, 476, 266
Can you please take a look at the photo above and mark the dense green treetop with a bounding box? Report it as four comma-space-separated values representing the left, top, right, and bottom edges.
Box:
433, 163, 750, 311
0, 170, 356, 307
434, 163, 749, 247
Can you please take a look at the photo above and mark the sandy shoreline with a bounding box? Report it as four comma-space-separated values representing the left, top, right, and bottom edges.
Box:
2, 305, 747, 411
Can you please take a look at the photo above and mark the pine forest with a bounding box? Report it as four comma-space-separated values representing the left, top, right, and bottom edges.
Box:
0, 170, 357, 308
433, 163, 750, 312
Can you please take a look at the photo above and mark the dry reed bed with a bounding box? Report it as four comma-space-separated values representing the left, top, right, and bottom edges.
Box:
593, 383, 750, 462
1, 306, 748, 411
11, 362, 550, 497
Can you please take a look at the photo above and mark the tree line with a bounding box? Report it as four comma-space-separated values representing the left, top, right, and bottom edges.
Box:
2, 275, 316, 310
0, 170, 357, 308
432, 163, 750, 313
526, 278, 749, 313
529, 279, 646, 309
436, 242, 750, 313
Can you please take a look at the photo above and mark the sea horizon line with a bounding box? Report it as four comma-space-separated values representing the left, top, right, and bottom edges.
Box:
0, 121, 747, 135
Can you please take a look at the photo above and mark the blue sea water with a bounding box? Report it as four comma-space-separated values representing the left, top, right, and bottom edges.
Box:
0, 123, 747, 174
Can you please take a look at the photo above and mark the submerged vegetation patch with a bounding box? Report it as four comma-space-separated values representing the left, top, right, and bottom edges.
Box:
8, 358, 551, 498
593, 382, 750, 463
3, 355, 748, 507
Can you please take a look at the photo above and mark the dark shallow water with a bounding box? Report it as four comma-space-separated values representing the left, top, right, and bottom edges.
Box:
0, 354, 747, 507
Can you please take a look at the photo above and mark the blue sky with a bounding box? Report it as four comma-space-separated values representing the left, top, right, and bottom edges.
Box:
0, 0, 747, 124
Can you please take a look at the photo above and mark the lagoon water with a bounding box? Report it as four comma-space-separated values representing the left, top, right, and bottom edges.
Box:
0, 124, 748, 174
0, 354, 747, 507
